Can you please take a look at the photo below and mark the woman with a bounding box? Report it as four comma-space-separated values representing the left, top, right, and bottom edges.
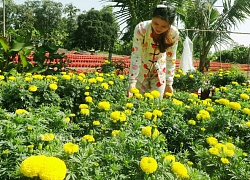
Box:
127, 2, 179, 98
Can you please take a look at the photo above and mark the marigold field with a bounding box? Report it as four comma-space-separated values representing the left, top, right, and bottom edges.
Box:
0, 69, 249, 180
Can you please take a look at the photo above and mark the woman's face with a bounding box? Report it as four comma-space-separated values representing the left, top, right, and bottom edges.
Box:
151, 17, 170, 35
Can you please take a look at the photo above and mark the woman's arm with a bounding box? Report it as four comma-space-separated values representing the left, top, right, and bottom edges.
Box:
129, 22, 146, 85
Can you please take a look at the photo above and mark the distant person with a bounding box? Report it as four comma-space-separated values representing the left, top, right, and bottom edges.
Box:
127, 1, 179, 99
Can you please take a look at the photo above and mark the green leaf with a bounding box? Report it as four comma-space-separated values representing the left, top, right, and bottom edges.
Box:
0, 36, 10, 52
11, 43, 25, 51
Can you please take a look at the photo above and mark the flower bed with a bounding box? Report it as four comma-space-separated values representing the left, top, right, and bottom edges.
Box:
0, 70, 249, 180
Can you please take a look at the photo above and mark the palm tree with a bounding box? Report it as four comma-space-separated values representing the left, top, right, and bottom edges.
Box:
101, 0, 250, 72
178, 0, 250, 72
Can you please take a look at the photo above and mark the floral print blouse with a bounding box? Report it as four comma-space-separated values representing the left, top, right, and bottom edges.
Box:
129, 20, 179, 86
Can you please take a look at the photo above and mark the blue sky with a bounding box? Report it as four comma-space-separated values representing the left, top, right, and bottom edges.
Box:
13, 0, 250, 47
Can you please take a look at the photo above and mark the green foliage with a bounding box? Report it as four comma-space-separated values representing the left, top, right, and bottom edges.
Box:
173, 69, 204, 92
0, 29, 68, 74
0, 71, 250, 180
212, 45, 249, 64
208, 67, 248, 88
74, 7, 119, 51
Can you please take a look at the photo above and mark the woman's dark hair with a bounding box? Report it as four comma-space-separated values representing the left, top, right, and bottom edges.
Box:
152, 2, 176, 52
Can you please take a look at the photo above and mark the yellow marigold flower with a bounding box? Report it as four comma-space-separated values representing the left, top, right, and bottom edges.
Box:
111, 130, 121, 137
135, 93, 143, 99
20, 155, 46, 178
27, 144, 34, 149
25, 77, 32, 82
225, 149, 234, 157
93, 121, 100, 126
188, 120, 196, 125
240, 93, 249, 100
77, 76, 83, 81
231, 81, 238, 85
110, 111, 126, 122
8, 76, 16, 81
220, 157, 230, 164
150, 90, 161, 98
88, 78, 97, 84
15, 109, 28, 114
130, 87, 139, 94
93, 162, 99, 166
101, 83, 109, 90
32, 74, 44, 80
122, 109, 130, 115
206, 107, 214, 112
104, 59, 110, 64
82, 135, 95, 142
206, 137, 218, 146
246, 121, 250, 127
0, 75, 5, 80
171, 162, 189, 179
220, 86, 227, 92
201, 127, 206, 131
189, 74, 194, 78
229, 102, 241, 110
173, 98, 183, 105
164, 155, 175, 163
196, 110, 210, 120
78, 73, 86, 78
242, 152, 248, 157
79, 104, 88, 109
49, 83, 58, 90
209, 147, 219, 155
29, 85, 38, 92
85, 86, 90, 90
144, 111, 153, 120
225, 142, 235, 150
140, 157, 158, 174
153, 109, 162, 117
63, 142, 79, 155
62, 74, 71, 80
174, 74, 181, 78
84, 92, 90, 96
144, 93, 154, 99
96, 77, 104, 82
125, 103, 133, 108
2, 149, 9, 155
187, 161, 193, 166
80, 108, 90, 115
118, 75, 125, 80
243, 108, 250, 116
141, 126, 159, 138
165, 92, 173, 97
108, 81, 114, 85
85, 96, 93, 103
65, 117, 70, 123
215, 143, 227, 152
39, 156, 67, 180
98, 101, 110, 111
46, 75, 53, 79
40, 133, 55, 141
27, 126, 33, 130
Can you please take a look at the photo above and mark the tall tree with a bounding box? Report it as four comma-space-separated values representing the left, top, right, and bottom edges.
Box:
62, 3, 80, 49
74, 6, 119, 53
